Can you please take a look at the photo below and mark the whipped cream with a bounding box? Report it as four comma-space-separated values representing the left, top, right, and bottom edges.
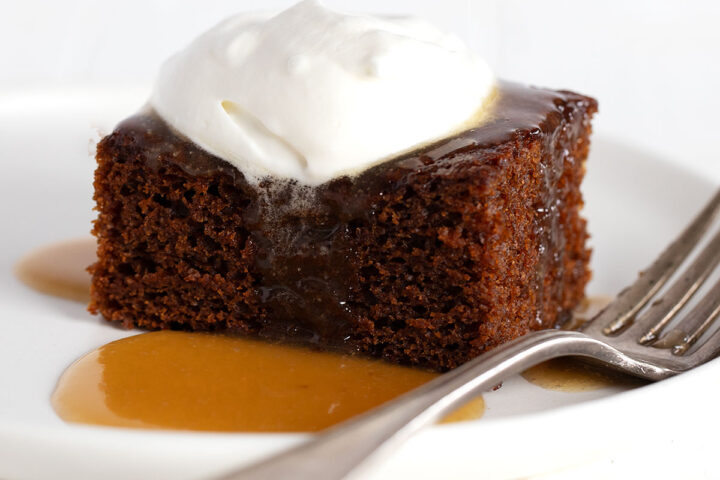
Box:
151, 0, 495, 185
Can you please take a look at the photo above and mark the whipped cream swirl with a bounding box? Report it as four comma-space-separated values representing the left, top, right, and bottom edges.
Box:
151, 0, 495, 185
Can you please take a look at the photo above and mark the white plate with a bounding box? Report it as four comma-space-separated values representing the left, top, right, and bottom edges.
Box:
0, 89, 718, 480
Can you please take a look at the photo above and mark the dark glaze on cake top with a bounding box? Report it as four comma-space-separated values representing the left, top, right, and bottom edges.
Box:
95, 81, 596, 369
129, 81, 594, 183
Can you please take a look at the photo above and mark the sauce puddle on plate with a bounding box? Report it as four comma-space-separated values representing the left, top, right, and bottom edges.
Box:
522, 296, 644, 392
521, 357, 644, 392
52, 331, 484, 432
14, 237, 95, 303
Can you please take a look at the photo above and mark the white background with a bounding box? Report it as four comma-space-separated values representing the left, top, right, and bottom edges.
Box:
2, 0, 720, 182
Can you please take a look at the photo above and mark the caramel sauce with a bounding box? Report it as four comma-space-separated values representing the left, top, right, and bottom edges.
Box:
521, 357, 643, 392
555, 294, 614, 331
52, 331, 484, 432
523, 296, 644, 392
14, 237, 95, 303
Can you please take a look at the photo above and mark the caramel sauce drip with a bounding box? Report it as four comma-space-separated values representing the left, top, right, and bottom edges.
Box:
52, 331, 484, 432
522, 296, 644, 392
521, 358, 644, 392
14, 237, 95, 303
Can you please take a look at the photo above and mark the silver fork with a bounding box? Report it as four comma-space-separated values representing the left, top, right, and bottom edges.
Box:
219, 188, 720, 480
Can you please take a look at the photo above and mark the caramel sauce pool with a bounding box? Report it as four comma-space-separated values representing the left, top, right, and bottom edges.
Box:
14, 237, 95, 303
521, 358, 643, 392
52, 331, 484, 432
522, 296, 643, 392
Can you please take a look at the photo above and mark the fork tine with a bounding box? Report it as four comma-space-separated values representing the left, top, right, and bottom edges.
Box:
624, 227, 720, 344
591, 188, 720, 336
686, 308, 720, 365
668, 278, 720, 355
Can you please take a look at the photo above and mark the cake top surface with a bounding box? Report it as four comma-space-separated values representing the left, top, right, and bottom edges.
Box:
122, 82, 596, 191
150, 0, 495, 186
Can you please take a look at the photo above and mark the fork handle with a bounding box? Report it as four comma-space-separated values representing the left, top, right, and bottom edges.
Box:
217, 330, 629, 480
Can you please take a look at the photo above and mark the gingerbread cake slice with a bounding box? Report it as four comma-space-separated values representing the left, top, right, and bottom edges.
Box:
90, 81, 596, 371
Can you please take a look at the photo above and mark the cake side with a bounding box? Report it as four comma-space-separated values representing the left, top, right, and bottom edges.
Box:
90, 84, 596, 371
90, 119, 262, 334
352, 93, 595, 368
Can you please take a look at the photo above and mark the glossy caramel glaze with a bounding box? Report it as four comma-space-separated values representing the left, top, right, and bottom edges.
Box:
52, 331, 483, 432
15, 238, 96, 303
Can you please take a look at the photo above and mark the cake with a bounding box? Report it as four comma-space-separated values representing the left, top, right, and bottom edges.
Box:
88, 2, 597, 371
